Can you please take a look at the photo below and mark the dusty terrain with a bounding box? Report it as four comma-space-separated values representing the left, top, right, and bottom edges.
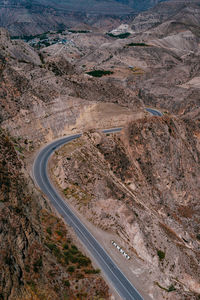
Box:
62, 1, 200, 123
0, 0, 167, 36
52, 116, 200, 300
0, 1, 200, 299
0, 26, 144, 300
0, 28, 144, 149
0, 127, 109, 300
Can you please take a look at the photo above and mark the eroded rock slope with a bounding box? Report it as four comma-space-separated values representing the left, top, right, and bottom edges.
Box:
0, 28, 143, 148
52, 116, 200, 299
0, 127, 109, 299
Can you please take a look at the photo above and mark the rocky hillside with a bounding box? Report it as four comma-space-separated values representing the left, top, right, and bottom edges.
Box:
73, 0, 200, 123
52, 116, 200, 300
130, 0, 200, 33
0, 1, 200, 299
39, 0, 166, 13
2, 0, 200, 141
0, 28, 143, 148
116, 0, 167, 11
0, 0, 168, 35
0, 127, 109, 300
128, 0, 200, 122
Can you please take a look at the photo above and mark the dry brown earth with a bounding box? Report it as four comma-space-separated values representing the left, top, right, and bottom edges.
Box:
0, 2, 200, 299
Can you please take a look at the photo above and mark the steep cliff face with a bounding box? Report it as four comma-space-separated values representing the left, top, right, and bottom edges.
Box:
0, 127, 109, 300
52, 116, 200, 299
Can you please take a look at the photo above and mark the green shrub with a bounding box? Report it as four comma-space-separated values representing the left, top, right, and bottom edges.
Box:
69, 247, 79, 255
64, 250, 69, 256
86, 70, 113, 77
84, 269, 100, 274
67, 266, 75, 273
77, 257, 90, 266
25, 265, 30, 272
68, 30, 89, 33
33, 257, 42, 272
70, 256, 78, 263
64, 251, 74, 263
46, 227, 52, 235
56, 230, 63, 237
196, 234, 200, 240
71, 245, 78, 250
64, 257, 69, 264
127, 42, 149, 47
64, 280, 70, 287
46, 243, 62, 259
168, 284, 176, 292
63, 243, 69, 250
39, 33, 47, 40
157, 250, 165, 261
27, 281, 36, 292
53, 247, 62, 258
5, 256, 12, 266
107, 32, 130, 39
46, 243, 57, 251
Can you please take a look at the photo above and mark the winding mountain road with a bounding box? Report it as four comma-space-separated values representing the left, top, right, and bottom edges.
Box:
33, 108, 161, 300
145, 108, 163, 116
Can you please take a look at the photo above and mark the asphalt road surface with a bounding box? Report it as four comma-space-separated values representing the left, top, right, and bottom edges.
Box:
33, 109, 162, 300
145, 108, 163, 116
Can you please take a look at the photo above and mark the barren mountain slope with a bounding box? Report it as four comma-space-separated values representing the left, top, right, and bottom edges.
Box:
39, 0, 165, 12
0, 2, 200, 299
2, 1, 199, 131
52, 116, 200, 300
0, 127, 109, 300
71, 1, 200, 122
130, 0, 200, 33
0, 0, 168, 35
0, 28, 144, 147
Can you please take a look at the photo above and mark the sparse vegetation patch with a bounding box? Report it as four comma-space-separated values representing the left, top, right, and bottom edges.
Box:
86, 70, 113, 77
68, 30, 90, 34
127, 42, 149, 47
157, 250, 165, 261
107, 32, 131, 39
155, 282, 176, 292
